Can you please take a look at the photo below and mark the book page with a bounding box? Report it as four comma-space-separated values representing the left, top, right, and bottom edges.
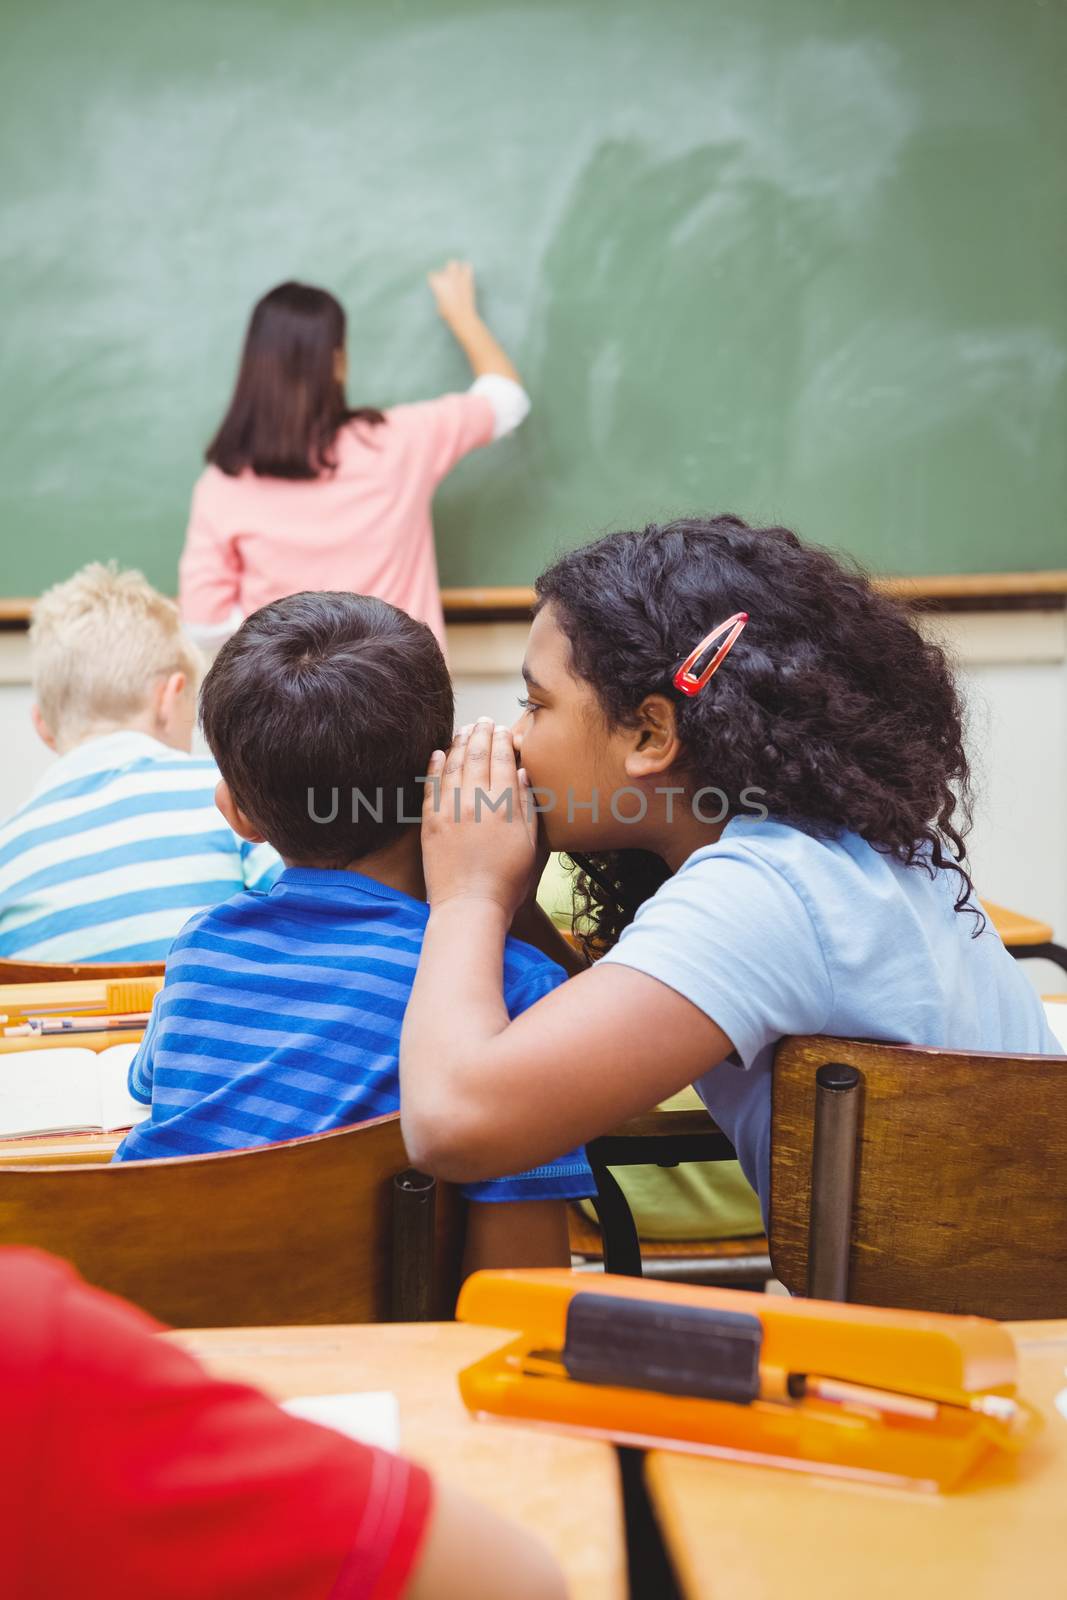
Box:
1044, 1001, 1067, 1054
96, 1043, 150, 1133
0, 1048, 106, 1137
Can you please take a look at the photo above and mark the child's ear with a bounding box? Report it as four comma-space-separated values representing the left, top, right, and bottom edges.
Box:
30, 703, 58, 752
624, 694, 682, 779
154, 671, 196, 751
215, 778, 267, 844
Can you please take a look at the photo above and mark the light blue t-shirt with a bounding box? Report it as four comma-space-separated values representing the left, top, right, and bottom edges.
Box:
600, 817, 1061, 1217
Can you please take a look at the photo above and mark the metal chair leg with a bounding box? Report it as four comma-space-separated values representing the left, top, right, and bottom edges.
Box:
1009, 942, 1067, 981
590, 1162, 643, 1277
392, 1168, 437, 1320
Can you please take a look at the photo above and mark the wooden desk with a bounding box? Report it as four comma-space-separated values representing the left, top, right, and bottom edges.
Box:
0, 1028, 144, 1054
646, 1319, 1067, 1599
985, 900, 1055, 948
0, 975, 161, 1010
173, 1321, 626, 1600
0, 976, 152, 1053
0, 1130, 123, 1165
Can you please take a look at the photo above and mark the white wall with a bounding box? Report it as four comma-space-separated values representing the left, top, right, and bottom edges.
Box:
937, 613, 1067, 991
3, 611, 1065, 981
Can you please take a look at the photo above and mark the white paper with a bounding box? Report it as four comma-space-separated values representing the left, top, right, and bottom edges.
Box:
281, 1391, 400, 1452
0, 1042, 145, 1137
96, 1043, 149, 1132
1043, 1001, 1067, 1053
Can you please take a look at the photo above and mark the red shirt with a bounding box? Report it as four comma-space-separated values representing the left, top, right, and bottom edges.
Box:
2, 1249, 431, 1600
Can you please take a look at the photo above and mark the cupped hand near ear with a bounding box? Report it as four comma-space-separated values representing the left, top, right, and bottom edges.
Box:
420, 717, 537, 917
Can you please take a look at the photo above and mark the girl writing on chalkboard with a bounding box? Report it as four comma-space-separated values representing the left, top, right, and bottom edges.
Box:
397, 516, 1061, 1217
178, 262, 528, 652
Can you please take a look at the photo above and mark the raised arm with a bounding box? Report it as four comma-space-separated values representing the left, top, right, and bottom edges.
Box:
427, 260, 522, 384
399, 721, 732, 1181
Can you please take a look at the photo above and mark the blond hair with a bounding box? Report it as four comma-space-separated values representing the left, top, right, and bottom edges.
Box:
31, 563, 202, 744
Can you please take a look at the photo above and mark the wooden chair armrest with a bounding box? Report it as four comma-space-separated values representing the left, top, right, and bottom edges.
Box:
590, 1108, 736, 1167
599, 1108, 722, 1141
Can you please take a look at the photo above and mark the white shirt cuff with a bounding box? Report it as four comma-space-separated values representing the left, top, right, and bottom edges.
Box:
182, 606, 243, 653
469, 374, 531, 440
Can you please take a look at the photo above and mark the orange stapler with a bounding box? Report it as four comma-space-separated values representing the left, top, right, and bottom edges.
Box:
456, 1270, 1039, 1492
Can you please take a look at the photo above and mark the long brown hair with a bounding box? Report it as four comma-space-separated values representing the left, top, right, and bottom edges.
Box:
206, 282, 385, 479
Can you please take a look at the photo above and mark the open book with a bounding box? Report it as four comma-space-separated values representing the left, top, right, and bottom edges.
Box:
0, 1044, 148, 1138
1046, 1001, 1067, 1053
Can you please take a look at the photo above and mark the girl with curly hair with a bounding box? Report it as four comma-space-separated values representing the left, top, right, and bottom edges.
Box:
399, 516, 1059, 1215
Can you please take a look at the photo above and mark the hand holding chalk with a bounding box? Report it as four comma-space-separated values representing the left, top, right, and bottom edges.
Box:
428, 259, 478, 327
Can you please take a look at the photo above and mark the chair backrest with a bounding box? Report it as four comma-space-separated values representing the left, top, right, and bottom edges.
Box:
771, 1035, 1067, 1320
0, 1116, 463, 1327
0, 957, 165, 983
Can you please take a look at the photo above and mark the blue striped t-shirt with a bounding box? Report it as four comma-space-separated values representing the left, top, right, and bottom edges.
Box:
115, 866, 595, 1204
0, 731, 280, 964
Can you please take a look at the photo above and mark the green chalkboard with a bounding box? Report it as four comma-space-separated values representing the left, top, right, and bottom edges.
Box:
1, 0, 1064, 596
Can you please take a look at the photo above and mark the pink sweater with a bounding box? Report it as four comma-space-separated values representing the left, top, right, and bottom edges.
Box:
178, 391, 495, 650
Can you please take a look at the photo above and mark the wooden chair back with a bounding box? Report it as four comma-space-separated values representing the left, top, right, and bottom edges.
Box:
0, 1115, 464, 1327
0, 957, 164, 984
771, 1035, 1067, 1319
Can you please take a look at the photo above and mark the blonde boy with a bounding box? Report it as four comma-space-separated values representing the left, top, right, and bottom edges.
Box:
0, 563, 277, 964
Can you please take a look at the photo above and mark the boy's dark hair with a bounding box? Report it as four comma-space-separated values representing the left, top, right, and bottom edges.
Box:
536, 516, 981, 958
200, 592, 453, 866
206, 281, 385, 479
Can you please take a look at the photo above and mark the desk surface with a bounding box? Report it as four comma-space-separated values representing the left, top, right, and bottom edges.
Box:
172, 1321, 626, 1600
646, 1319, 1067, 1600
984, 901, 1056, 948
0, 975, 151, 1054
0, 1129, 124, 1164
0, 1028, 144, 1054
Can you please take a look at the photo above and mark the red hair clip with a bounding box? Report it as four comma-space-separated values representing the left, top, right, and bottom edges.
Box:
672, 612, 749, 696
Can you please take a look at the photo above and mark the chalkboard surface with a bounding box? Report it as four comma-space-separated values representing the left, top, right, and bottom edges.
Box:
1, 0, 1064, 597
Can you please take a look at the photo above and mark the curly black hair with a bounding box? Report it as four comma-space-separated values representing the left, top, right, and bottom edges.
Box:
535, 516, 981, 959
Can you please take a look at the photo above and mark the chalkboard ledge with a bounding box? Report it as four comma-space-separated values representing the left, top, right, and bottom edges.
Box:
2, 572, 1066, 628
442, 574, 1067, 618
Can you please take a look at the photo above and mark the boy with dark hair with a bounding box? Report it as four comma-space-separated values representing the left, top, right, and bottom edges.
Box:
116, 592, 593, 1270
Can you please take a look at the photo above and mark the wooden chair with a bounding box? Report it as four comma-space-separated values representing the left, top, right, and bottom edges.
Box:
0, 1115, 463, 1328
568, 1205, 771, 1289
0, 957, 165, 984
771, 1035, 1067, 1320
983, 900, 1067, 978
584, 1107, 772, 1289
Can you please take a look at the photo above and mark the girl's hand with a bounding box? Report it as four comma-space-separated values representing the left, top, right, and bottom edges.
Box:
427, 260, 478, 326
421, 718, 537, 918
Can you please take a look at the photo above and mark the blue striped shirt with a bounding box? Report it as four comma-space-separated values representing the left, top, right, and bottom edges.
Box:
115, 866, 595, 1203
0, 732, 280, 964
